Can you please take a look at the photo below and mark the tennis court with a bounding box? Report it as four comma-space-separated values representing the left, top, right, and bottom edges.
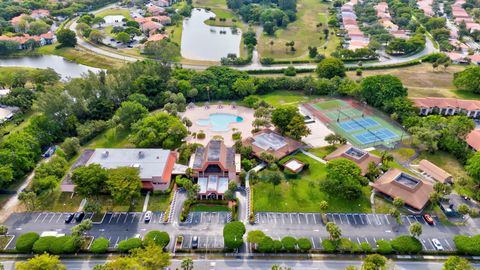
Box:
353, 128, 399, 145
304, 98, 409, 148
338, 117, 380, 132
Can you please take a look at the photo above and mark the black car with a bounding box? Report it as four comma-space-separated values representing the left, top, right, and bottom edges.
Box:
74, 211, 85, 222
192, 236, 198, 249
65, 213, 74, 223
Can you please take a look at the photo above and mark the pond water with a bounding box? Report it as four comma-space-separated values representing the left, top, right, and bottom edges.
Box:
181, 9, 242, 61
103, 15, 125, 26
0, 55, 102, 78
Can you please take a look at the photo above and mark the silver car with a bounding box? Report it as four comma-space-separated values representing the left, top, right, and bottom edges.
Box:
432, 238, 444, 251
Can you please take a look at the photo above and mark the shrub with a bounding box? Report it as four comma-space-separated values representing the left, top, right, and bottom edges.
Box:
223, 221, 246, 250
16, 232, 40, 253
297, 238, 312, 252
32, 236, 56, 254
391, 236, 422, 254
338, 238, 359, 253
322, 239, 336, 252
281, 236, 297, 252
273, 240, 283, 252
144, 231, 170, 248
197, 132, 206, 139
257, 236, 274, 253
360, 242, 372, 252
91, 237, 109, 254
376, 240, 393, 254
118, 238, 142, 253
454, 235, 480, 255
283, 66, 297, 76
63, 236, 80, 253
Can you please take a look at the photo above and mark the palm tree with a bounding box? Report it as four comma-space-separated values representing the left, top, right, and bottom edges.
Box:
181, 258, 194, 270
326, 222, 342, 241
380, 151, 394, 165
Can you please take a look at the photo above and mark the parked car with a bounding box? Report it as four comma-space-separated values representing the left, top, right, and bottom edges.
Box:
144, 211, 152, 223
432, 238, 444, 251
74, 211, 85, 222
65, 213, 74, 223
42, 146, 56, 158
423, 213, 434, 225
192, 236, 198, 249
463, 196, 471, 201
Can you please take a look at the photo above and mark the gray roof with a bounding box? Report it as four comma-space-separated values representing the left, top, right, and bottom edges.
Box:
252, 132, 288, 151
86, 148, 172, 180
192, 140, 235, 170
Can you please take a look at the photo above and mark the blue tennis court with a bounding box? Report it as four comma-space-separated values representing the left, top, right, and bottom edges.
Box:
354, 128, 399, 144
338, 117, 380, 132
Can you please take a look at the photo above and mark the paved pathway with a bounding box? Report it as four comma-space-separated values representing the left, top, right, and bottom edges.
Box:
300, 149, 326, 164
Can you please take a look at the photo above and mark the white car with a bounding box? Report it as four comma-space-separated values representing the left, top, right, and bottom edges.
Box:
144, 211, 152, 223
432, 238, 444, 251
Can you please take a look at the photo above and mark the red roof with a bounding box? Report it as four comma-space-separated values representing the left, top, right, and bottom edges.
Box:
411, 97, 480, 111
467, 130, 480, 151
160, 151, 177, 184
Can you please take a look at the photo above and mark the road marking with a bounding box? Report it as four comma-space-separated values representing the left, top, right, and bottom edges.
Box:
108, 214, 115, 224
115, 213, 122, 223
200, 212, 203, 223
114, 236, 120, 248
311, 237, 316, 249
56, 213, 63, 223
356, 237, 361, 244
34, 213, 42, 223
443, 239, 452, 250
123, 213, 129, 223
366, 214, 371, 225
313, 214, 317, 224
290, 213, 293, 224
384, 215, 390, 225
41, 213, 49, 223
48, 213, 56, 223
297, 213, 300, 224
131, 213, 137, 224
99, 229, 105, 232
15, 228, 22, 230
420, 239, 428, 250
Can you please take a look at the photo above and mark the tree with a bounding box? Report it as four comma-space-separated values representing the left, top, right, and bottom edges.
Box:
409, 222, 423, 238
319, 201, 328, 212
443, 256, 474, 270
271, 265, 293, 270
92, 17, 106, 27
88, 29, 105, 44
131, 244, 171, 270
454, 66, 480, 94
116, 32, 131, 44
326, 222, 341, 241
61, 137, 80, 160
71, 219, 93, 237
102, 256, 143, 270
261, 170, 284, 192
144, 40, 180, 63
129, 112, 187, 149
0, 225, 7, 235
271, 106, 309, 138
285, 115, 311, 140
316, 58, 346, 79
458, 204, 471, 223
29, 20, 50, 35
114, 101, 148, 130
223, 221, 246, 250
321, 158, 367, 200
16, 254, 66, 270
393, 197, 404, 209
181, 258, 194, 270
360, 75, 407, 108
56, 29, 77, 48
71, 164, 109, 197
361, 254, 389, 270
107, 167, 142, 204
233, 78, 256, 97
247, 230, 266, 244
18, 191, 37, 211
144, 230, 170, 248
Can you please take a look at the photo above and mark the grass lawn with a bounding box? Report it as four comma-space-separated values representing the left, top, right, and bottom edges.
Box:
347, 64, 480, 100
253, 153, 372, 213
39, 192, 84, 212
0, 236, 13, 250
307, 145, 338, 159
165, 22, 183, 47
390, 147, 416, 163
36, 44, 124, 69
370, 149, 413, 175
253, 90, 321, 107
413, 151, 467, 180
191, 204, 230, 211
147, 194, 170, 211
95, 8, 132, 20
84, 127, 133, 149
257, 0, 338, 59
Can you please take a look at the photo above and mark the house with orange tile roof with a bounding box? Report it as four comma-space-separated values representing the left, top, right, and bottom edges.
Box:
411, 97, 480, 118
417, 159, 453, 183
466, 129, 480, 151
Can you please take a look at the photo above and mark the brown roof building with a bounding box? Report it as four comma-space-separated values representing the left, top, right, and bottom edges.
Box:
466, 129, 480, 151
411, 97, 480, 118
417, 159, 453, 183
242, 129, 303, 160
324, 145, 381, 176
372, 168, 434, 210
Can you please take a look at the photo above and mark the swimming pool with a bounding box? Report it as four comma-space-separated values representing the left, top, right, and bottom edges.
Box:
196, 113, 244, 132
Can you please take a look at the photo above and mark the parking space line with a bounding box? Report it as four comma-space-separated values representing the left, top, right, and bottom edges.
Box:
365, 214, 371, 225
41, 213, 49, 223
443, 239, 452, 250
311, 237, 316, 249
356, 237, 361, 244
420, 239, 427, 250
48, 213, 56, 223
56, 213, 63, 223
115, 213, 122, 223
108, 213, 115, 223
114, 236, 120, 248
384, 215, 390, 225
131, 213, 136, 224
34, 213, 42, 223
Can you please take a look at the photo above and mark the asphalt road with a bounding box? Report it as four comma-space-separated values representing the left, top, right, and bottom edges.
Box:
2, 258, 480, 270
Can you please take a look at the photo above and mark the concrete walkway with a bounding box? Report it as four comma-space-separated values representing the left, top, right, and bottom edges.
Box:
142, 191, 150, 212
300, 149, 327, 164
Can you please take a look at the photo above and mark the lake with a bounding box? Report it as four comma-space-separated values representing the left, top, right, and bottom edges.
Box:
180, 8, 242, 61
0, 55, 102, 78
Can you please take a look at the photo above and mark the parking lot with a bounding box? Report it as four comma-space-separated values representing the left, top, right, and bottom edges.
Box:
255, 212, 442, 227
7, 212, 95, 226
102, 212, 165, 225
181, 212, 231, 225
175, 234, 224, 250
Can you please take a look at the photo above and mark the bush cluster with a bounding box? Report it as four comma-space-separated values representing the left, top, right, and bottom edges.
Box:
16, 232, 40, 253
223, 221, 246, 250
90, 237, 110, 254
144, 231, 170, 248
118, 237, 142, 253
454, 235, 480, 255
32, 236, 79, 254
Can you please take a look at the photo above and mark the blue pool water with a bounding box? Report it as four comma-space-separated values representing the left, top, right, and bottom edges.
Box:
196, 113, 244, 132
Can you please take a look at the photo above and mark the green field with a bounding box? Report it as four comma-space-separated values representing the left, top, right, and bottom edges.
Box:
95, 8, 132, 20
84, 127, 133, 149
253, 153, 372, 213
191, 204, 230, 211
307, 145, 339, 159
36, 45, 124, 69
257, 0, 339, 59
147, 194, 171, 211
253, 90, 321, 107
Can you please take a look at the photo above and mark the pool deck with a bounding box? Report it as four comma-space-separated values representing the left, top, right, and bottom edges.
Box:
181, 104, 255, 146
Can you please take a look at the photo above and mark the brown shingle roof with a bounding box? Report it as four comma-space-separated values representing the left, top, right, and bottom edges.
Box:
411, 97, 480, 111
324, 145, 381, 176
372, 168, 433, 210
418, 159, 452, 183
242, 129, 303, 160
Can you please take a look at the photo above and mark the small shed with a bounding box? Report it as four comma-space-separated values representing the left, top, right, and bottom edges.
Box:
284, 158, 305, 173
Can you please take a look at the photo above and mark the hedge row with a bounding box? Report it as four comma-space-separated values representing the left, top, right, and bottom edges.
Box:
32, 236, 80, 254
257, 236, 312, 253
223, 221, 245, 250
321, 235, 421, 254
454, 234, 480, 255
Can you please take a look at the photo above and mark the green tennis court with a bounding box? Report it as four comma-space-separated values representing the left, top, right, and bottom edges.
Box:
313, 100, 347, 110
324, 108, 364, 121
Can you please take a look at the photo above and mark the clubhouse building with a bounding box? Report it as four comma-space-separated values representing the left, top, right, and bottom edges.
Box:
324, 144, 381, 176
243, 129, 303, 160
412, 97, 480, 118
